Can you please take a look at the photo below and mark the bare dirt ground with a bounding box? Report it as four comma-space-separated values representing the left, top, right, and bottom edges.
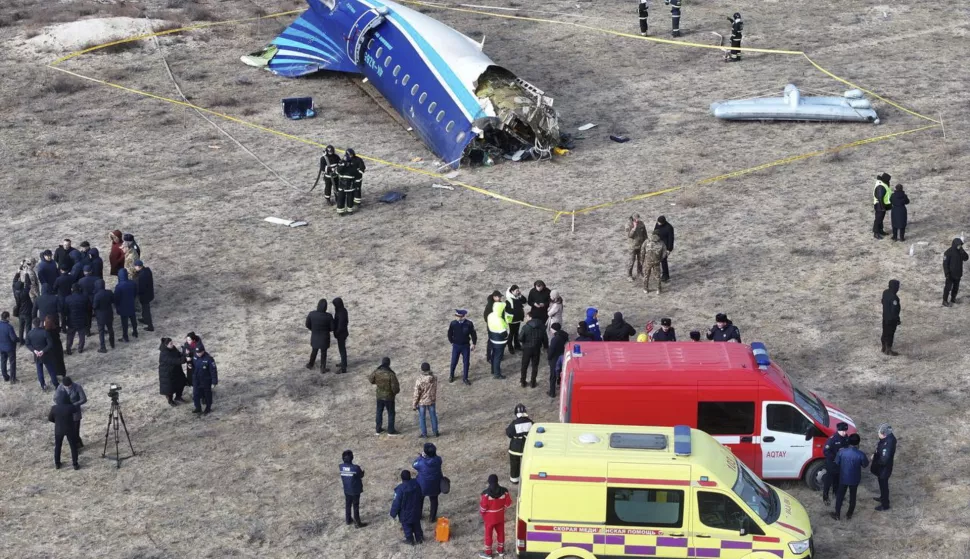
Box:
1, 0, 970, 557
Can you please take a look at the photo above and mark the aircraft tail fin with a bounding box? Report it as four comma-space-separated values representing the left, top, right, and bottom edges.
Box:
266, 8, 360, 76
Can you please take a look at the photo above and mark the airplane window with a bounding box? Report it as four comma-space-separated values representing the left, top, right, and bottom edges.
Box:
428, 102, 437, 114
436, 110, 445, 123
384, 56, 392, 68
375, 47, 383, 58
411, 84, 419, 96
456, 131, 466, 143
418, 92, 427, 104
322, 0, 336, 9
393, 65, 401, 77
367, 39, 374, 50
445, 121, 454, 132
402, 74, 410, 86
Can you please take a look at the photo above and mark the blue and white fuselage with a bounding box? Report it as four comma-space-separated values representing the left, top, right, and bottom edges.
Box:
259, 0, 559, 167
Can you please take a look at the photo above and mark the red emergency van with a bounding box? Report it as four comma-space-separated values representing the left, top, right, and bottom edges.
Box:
558, 341, 855, 489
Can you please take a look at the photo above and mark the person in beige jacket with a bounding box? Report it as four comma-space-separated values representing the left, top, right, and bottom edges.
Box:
412, 362, 439, 438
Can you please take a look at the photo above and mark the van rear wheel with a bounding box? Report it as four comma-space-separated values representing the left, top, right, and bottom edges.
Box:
804, 459, 826, 491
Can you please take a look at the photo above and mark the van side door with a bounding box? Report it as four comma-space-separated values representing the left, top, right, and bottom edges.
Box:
697, 385, 760, 475
760, 402, 814, 478
692, 488, 777, 559
604, 464, 691, 558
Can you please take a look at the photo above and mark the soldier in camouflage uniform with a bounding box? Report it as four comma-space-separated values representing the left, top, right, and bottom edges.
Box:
641, 232, 669, 294
627, 214, 648, 281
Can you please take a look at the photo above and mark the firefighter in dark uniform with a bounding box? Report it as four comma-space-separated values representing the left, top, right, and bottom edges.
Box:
345, 148, 367, 208
505, 404, 534, 485
319, 145, 341, 205
638, 0, 649, 36
822, 422, 849, 506
726, 12, 743, 62
335, 156, 357, 215
666, 0, 681, 37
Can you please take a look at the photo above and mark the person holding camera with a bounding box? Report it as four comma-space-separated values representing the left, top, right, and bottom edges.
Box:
191, 345, 218, 415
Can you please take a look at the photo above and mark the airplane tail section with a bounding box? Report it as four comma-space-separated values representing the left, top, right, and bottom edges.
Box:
265, 6, 360, 76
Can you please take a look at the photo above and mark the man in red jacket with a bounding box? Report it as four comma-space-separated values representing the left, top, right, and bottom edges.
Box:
479, 474, 512, 559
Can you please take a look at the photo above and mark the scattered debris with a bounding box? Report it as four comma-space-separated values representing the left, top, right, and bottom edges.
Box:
379, 191, 407, 203
432, 184, 455, 190
264, 217, 308, 227
577, 123, 597, 131
711, 84, 880, 124
411, 156, 423, 163
282, 97, 316, 120
444, 171, 460, 179
610, 135, 630, 143
553, 147, 570, 156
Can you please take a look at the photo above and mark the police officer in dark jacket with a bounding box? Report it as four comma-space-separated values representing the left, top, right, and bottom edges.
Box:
707, 313, 741, 342
881, 279, 901, 355
546, 323, 568, 397
822, 422, 849, 506
831, 433, 868, 521
53, 269, 73, 326
506, 404, 534, 484
390, 470, 424, 544
92, 279, 115, 353
135, 260, 155, 331
518, 311, 548, 388
872, 424, 897, 511
447, 309, 477, 385
872, 173, 892, 239
26, 318, 56, 389
332, 297, 349, 373
49, 390, 80, 470
192, 345, 218, 414
654, 216, 675, 281
64, 284, 89, 354
603, 312, 637, 341
652, 318, 677, 341
37, 250, 58, 291
484, 291, 502, 364
942, 238, 968, 307
305, 299, 333, 372
340, 450, 367, 527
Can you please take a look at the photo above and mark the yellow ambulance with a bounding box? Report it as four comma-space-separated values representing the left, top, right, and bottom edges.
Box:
514, 423, 814, 559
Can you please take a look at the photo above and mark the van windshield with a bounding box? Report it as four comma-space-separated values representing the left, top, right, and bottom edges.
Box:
731, 458, 776, 522
791, 379, 828, 426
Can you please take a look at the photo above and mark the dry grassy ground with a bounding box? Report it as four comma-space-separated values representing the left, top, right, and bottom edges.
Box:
1, 0, 970, 557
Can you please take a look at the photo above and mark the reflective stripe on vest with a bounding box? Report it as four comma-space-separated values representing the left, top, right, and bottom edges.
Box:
873, 180, 891, 205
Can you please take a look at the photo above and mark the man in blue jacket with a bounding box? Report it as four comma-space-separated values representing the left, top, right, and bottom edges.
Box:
53, 269, 74, 327
340, 450, 367, 528
390, 470, 424, 544
64, 284, 90, 354
192, 345, 218, 415
134, 260, 155, 332
113, 269, 138, 342
822, 422, 849, 506
412, 443, 443, 523
832, 433, 869, 521
447, 309, 477, 385
0, 311, 17, 382
87, 247, 104, 279
92, 280, 115, 352
77, 266, 99, 335
37, 250, 58, 292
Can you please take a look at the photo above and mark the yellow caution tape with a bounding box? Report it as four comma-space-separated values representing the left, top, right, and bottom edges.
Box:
48, 2, 941, 220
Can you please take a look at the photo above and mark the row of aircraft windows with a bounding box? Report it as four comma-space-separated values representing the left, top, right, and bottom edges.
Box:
366, 37, 465, 143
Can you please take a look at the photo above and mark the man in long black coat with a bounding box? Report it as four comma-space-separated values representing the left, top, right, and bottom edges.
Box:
871, 423, 897, 512
34, 285, 60, 327
92, 279, 115, 352
49, 390, 80, 470
331, 297, 349, 373
881, 279, 901, 355
135, 260, 155, 331
64, 284, 90, 354
942, 238, 968, 307
305, 299, 333, 373
26, 318, 57, 390
654, 216, 675, 282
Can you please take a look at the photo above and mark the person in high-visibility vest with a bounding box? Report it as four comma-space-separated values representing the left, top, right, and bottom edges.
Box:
872, 172, 893, 239
486, 301, 512, 379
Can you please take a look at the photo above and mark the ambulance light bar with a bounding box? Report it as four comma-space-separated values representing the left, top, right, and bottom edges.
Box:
610, 433, 667, 450
673, 425, 692, 456
751, 342, 770, 369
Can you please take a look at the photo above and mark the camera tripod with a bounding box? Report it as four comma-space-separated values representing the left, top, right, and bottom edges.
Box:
102, 396, 135, 469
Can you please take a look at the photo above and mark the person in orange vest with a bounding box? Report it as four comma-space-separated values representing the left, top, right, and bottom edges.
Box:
479, 474, 512, 559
